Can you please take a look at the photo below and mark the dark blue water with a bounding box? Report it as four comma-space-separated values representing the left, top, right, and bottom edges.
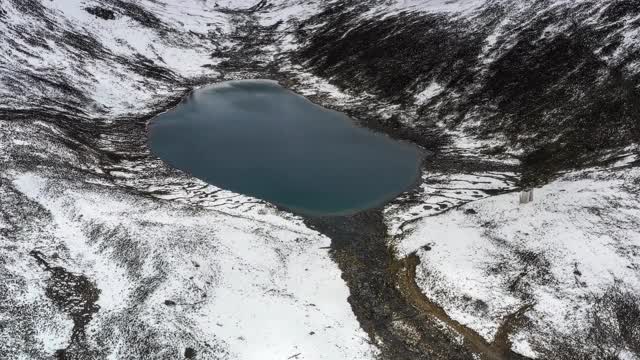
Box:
148, 80, 421, 216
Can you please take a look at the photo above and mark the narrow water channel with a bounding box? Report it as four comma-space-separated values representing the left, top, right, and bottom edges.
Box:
148, 80, 421, 215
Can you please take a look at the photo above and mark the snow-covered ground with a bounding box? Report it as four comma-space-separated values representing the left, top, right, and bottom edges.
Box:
365, 0, 490, 17
0, 1, 377, 358
8, 172, 375, 359
1, 0, 639, 359
397, 152, 640, 358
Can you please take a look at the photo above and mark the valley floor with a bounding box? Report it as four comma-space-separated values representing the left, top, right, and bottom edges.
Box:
0, 0, 638, 359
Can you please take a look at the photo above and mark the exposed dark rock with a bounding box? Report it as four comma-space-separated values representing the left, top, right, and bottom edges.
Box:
62, 30, 110, 59
116, 53, 179, 82
30, 251, 100, 357
9, 0, 46, 18
184, 347, 196, 358
85, 6, 116, 20
109, 0, 165, 29
601, 0, 640, 22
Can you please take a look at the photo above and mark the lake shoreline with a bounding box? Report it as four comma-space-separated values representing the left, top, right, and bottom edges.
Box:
147, 79, 426, 218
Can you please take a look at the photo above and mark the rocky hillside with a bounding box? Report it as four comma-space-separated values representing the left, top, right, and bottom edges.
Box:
296, 0, 640, 182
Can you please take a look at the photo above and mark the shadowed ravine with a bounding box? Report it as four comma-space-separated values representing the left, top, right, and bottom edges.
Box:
304, 210, 532, 360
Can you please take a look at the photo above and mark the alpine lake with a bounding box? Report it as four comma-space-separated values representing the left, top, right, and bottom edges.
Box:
148, 80, 422, 216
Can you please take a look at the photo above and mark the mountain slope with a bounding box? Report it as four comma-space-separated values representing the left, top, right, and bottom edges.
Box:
0, 0, 639, 359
